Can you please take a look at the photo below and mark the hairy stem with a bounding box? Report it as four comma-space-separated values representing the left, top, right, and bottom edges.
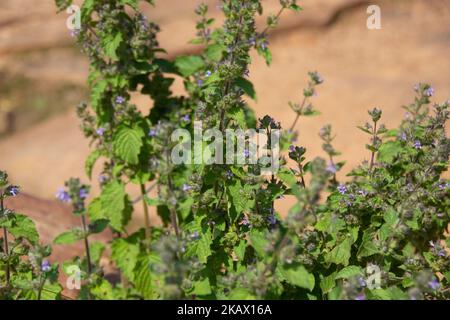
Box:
81, 215, 92, 275
369, 121, 378, 171
1, 196, 10, 286
140, 183, 151, 240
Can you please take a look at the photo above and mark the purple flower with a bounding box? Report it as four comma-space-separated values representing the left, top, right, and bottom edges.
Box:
267, 214, 277, 226
79, 188, 88, 199
241, 217, 251, 227
337, 184, 347, 195
357, 189, 368, 197
357, 277, 367, 287
400, 132, 407, 141
70, 29, 80, 37
437, 250, 446, 257
182, 184, 192, 192
260, 41, 268, 50
226, 170, 233, 180
197, 79, 204, 86
205, 70, 212, 78
438, 181, 450, 190
8, 186, 19, 197
413, 140, 422, 150
188, 231, 200, 241
41, 260, 51, 273
424, 87, 434, 97
289, 145, 296, 152
56, 188, 71, 203
182, 114, 190, 122
115, 96, 125, 104
326, 162, 337, 174
354, 294, 366, 300
428, 279, 440, 290
148, 128, 158, 137
244, 149, 250, 158
98, 174, 108, 184
96, 127, 105, 136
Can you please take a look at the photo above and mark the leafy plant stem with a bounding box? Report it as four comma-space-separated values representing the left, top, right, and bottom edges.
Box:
140, 183, 151, 240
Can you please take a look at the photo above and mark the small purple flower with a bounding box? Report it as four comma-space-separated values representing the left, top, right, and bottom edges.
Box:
205, 70, 212, 78
438, 181, 450, 190
400, 132, 407, 141
226, 170, 233, 180
182, 184, 192, 192
182, 114, 190, 122
56, 188, 71, 203
260, 41, 268, 50
70, 29, 80, 37
337, 184, 347, 195
8, 186, 19, 197
267, 214, 277, 226
241, 217, 251, 227
428, 279, 440, 290
424, 87, 434, 97
357, 189, 368, 197
438, 250, 446, 257
188, 231, 200, 241
288, 145, 296, 152
79, 188, 88, 199
96, 127, 105, 136
244, 149, 250, 158
354, 294, 366, 300
98, 174, 108, 184
41, 260, 51, 273
197, 79, 204, 86
326, 162, 337, 174
357, 277, 366, 287
413, 140, 422, 150
148, 128, 158, 137
115, 96, 125, 104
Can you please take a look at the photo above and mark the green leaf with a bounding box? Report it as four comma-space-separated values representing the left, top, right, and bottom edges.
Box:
54, 229, 83, 245
174, 55, 205, 77
335, 266, 363, 279
185, 216, 212, 264
100, 181, 132, 232
103, 32, 123, 61
134, 254, 161, 299
120, 0, 138, 9
279, 264, 315, 291
228, 106, 247, 128
383, 208, 399, 226
189, 278, 212, 296
249, 229, 268, 257
8, 214, 39, 244
89, 241, 106, 264
85, 150, 101, 180
111, 238, 139, 282
377, 140, 403, 163
357, 232, 379, 258
236, 77, 257, 101
320, 272, 337, 294
88, 197, 105, 221
113, 126, 144, 165
205, 44, 225, 61
326, 238, 352, 266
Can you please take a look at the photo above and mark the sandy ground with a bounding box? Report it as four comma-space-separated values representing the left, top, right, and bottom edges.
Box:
0, 0, 449, 255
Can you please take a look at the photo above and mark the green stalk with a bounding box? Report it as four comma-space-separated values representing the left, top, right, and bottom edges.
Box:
1, 196, 10, 286
140, 183, 151, 240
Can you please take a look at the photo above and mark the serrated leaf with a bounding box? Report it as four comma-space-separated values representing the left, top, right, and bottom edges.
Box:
249, 229, 268, 258
100, 181, 131, 232
174, 55, 205, 77
205, 44, 225, 62
335, 266, 363, 279
111, 238, 139, 282
85, 149, 101, 179
279, 264, 315, 291
103, 32, 123, 61
54, 229, 83, 245
8, 214, 39, 244
377, 140, 403, 163
113, 126, 144, 165
357, 232, 379, 258
326, 238, 352, 266
236, 77, 257, 101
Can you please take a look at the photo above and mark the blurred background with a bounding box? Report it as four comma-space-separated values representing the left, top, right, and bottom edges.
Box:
1, 0, 449, 260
